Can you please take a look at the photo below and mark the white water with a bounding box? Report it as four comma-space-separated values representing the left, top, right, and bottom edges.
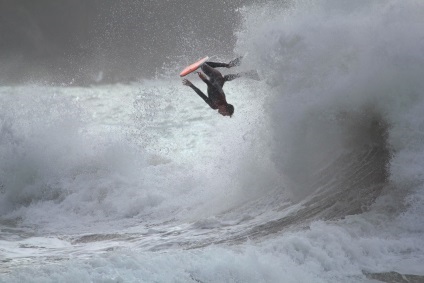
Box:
1, 1, 424, 282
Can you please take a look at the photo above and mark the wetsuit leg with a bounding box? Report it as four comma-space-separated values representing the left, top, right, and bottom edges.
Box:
202, 56, 242, 73
205, 62, 229, 68
201, 63, 224, 80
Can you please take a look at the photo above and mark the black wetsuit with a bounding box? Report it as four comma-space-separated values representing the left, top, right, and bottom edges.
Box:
188, 62, 240, 110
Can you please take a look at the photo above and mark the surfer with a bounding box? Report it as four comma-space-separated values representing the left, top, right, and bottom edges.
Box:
182, 57, 246, 117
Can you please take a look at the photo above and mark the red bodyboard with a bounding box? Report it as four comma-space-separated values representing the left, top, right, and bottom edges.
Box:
180, 56, 209, 77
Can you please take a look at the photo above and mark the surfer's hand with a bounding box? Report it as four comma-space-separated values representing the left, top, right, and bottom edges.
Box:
197, 72, 207, 80
182, 79, 192, 86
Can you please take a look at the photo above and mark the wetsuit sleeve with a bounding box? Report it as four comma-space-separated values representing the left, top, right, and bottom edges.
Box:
189, 85, 217, 109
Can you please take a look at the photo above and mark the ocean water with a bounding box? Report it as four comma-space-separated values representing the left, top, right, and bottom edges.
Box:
1, 0, 424, 282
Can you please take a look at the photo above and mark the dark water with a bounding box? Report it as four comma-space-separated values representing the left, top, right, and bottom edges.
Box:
0, 0, 252, 84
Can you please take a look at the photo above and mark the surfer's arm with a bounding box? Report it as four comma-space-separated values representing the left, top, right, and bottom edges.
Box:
182, 79, 216, 109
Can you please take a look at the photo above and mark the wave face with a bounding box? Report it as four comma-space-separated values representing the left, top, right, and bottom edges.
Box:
1, 0, 424, 282
237, 0, 424, 209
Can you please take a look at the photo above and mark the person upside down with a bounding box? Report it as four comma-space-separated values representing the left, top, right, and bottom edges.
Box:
182, 57, 258, 117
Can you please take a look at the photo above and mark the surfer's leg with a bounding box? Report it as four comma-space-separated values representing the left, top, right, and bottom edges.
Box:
201, 63, 223, 80
205, 56, 243, 69
205, 62, 229, 68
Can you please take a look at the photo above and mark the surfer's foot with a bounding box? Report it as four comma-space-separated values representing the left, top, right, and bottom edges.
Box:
227, 56, 243, 68
182, 79, 192, 87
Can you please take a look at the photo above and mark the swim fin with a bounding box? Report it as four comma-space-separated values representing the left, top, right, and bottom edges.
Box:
241, 70, 261, 81
228, 56, 243, 68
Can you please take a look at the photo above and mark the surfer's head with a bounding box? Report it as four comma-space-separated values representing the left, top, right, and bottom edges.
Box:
218, 103, 234, 117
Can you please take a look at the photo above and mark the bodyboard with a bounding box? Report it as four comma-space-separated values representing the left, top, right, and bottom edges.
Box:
180, 56, 209, 77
